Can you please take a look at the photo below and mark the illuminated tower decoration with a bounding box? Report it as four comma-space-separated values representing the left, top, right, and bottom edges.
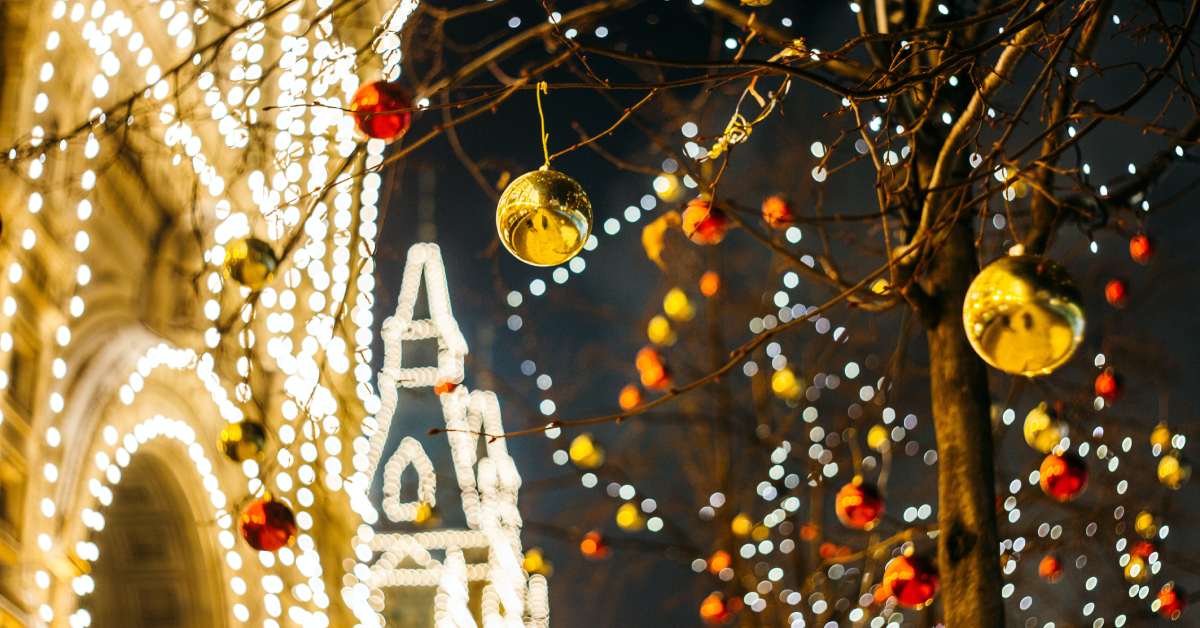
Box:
345, 243, 549, 627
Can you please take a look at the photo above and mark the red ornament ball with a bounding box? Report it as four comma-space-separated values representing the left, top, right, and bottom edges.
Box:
1038, 554, 1064, 583
239, 496, 297, 552
1094, 367, 1122, 402
1129, 539, 1156, 560
1039, 452, 1088, 501
761, 195, 795, 229
835, 478, 884, 531
682, 198, 731, 245
1129, 234, 1153, 265
579, 530, 610, 560
1104, 279, 1128, 308
882, 554, 939, 609
1157, 583, 1186, 621
350, 80, 413, 142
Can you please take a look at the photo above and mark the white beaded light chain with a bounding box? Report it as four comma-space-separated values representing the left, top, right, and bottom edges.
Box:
345, 243, 547, 627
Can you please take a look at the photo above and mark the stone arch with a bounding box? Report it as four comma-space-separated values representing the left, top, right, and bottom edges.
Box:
88, 445, 225, 627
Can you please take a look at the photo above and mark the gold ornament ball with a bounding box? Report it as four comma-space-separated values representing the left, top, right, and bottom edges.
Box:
647, 315, 676, 346
219, 420, 267, 463
496, 168, 592, 267
771, 367, 802, 400
1124, 554, 1150, 584
616, 502, 645, 531
1151, 422, 1173, 450
224, 237, 278, 291
1158, 452, 1191, 490
1023, 402, 1066, 453
569, 433, 605, 469
1135, 511, 1160, 539
413, 502, 439, 526
867, 424, 890, 452
963, 255, 1085, 376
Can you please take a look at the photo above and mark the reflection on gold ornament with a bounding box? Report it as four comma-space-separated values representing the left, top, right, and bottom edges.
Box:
1151, 422, 1173, 450
1158, 452, 1191, 489
569, 433, 605, 469
224, 237, 278, 291
1135, 511, 1160, 539
1023, 402, 1065, 453
963, 255, 1085, 376
647, 315, 676, 346
496, 168, 592, 266
616, 502, 645, 531
771, 367, 802, 400
218, 420, 267, 463
663, 287, 695, 321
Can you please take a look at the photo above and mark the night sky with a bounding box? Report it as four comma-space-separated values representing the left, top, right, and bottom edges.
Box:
366, 2, 1200, 625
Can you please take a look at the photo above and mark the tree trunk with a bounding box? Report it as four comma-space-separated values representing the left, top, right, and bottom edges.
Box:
923, 221, 1005, 626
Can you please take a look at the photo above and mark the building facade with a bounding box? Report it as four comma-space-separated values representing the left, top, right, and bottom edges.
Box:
0, 1, 542, 626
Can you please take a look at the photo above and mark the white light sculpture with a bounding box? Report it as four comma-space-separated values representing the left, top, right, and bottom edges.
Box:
345, 243, 548, 627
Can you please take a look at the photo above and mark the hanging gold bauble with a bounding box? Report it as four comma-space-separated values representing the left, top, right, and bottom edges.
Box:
413, 502, 440, 526
523, 548, 552, 576
1124, 554, 1151, 584
1023, 402, 1065, 453
730, 513, 753, 537
1158, 452, 1191, 490
1135, 511, 1160, 539
771, 367, 802, 400
496, 168, 592, 266
219, 421, 267, 463
1151, 422, 1173, 451
568, 433, 605, 469
962, 255, 1085, 376
615, 502, 645, 531
224, 237, 278, 291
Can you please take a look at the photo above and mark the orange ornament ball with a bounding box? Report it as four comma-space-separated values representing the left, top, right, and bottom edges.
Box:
835, 478, 884, 531
1038, 554, 1064, 583
433, 380, 458, 395
1104, 279, 1128, 308
1129, 234, 1153, 265
618, 384, 642, 410
682, 198, 731, 245
1156, 583, 1186, 621
239, 496, 297, 552
699, 270, 721, 297
708, 550, 732, 574
1094, 367, 1122, 402
351, 80, 413, 142
761, 195, 795, 229
882, 554, 939, 609
580, 530, 610, 560
1039, 452, 1088, 501
636, 347, 672, 390
699, 592, 740, 625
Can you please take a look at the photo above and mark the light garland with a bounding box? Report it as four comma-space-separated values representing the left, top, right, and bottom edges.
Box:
12, 0, 393, 624
345, 243, 548, 627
